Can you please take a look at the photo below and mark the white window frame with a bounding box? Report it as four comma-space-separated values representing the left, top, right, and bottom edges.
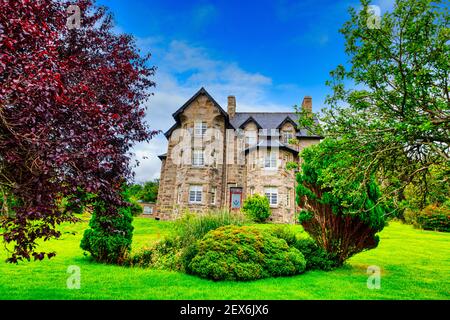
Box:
192, 149, 204, 166
245, 131, 257, 146
189, 185, 203, 204
194, 121, 207, 137
143, 206, 153, 215
264, 150, 278, 169
282, 131, 294, 144
210, 187, 216, 205
265, 187, 278, 207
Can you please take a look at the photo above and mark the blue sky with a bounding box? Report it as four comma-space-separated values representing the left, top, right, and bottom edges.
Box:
95, 0, 395, 182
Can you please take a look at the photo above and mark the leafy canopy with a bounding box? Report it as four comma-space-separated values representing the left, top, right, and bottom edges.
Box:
0, 0, 157, 262
296, 138, 387, 265
305, 0, 449, 208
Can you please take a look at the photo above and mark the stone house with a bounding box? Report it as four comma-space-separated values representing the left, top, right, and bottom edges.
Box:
156, 87, 321, 223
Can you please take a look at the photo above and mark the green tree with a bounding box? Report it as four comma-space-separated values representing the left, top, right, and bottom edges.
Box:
140, 180, 159, 203
296, 139, 387, 266
242, 194, 272, 222
125, 184, 144, 201
306, 0, 449, 211
80, 188, 134, 264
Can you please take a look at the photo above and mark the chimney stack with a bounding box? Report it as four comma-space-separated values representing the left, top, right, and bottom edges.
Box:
301, 96, 312, 115
227, 95, 236, 118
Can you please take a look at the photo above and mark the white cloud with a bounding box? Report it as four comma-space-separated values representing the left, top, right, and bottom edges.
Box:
130, 39, 303, 182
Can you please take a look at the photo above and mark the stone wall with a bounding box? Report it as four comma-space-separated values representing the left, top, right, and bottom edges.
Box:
156, 93, 227, 219
245, 149, 298, 223
156, 92, 321, 223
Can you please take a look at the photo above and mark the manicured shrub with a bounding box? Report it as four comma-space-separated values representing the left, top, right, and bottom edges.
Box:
242, 194, 271, 222
127, 210, 246, 271
188, 225, 306, 281
415, 204, 450, 232
80, 199, 134, 264
292, 238, 336, 271
270, 226, 335, 271
180, 242, 199, 274
270, 225, 299, 246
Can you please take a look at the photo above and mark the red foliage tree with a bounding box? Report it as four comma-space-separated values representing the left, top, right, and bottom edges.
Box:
0, 0, 157, 262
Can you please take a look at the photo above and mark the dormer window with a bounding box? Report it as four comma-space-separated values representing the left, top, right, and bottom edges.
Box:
245, 130, 257, 146
194, 121, 207, 137
282, 131, 294, 144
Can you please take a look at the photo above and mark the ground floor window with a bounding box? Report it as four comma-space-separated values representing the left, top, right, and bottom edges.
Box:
264, 187, 278, 206
189, 185, 202, 204
143, 206, 153, 215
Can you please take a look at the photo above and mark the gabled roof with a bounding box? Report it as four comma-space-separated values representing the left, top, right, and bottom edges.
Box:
276, 116, 298, 129
230, 112, 321, 138
172, 87, 229, 122
238, 116, 262, 129
230, 112, 298, 130
164, 123, 178, 139
163, 88, 322, 140
165, 87, 232, 138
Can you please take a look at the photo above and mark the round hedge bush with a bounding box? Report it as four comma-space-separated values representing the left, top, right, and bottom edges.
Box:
242, 194, 271, 222
188, 225, 306, 281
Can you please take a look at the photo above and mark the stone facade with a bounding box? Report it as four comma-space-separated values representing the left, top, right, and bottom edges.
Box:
156, 88, 321, 223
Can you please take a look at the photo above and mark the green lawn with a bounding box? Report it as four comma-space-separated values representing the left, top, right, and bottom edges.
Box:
0, 217, 449, 300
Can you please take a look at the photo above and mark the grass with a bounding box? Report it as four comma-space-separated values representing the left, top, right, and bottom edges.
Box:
0, 217, 449, 300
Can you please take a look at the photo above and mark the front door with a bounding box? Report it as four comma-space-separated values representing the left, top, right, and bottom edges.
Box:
229, 187, 243, 210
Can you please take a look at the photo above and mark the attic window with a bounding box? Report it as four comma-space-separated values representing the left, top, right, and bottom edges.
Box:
282, 131, 294, 144
245, 131, 257, 146
194, 121, 207, 136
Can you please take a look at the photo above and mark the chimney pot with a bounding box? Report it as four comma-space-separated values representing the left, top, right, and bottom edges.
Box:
228, 95, 236, 118
301, 96, 312, 115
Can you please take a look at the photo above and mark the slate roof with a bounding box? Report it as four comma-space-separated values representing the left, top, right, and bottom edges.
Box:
164, 87, 322, 139
245, 138, 299, 155
231, 112, 321, 138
